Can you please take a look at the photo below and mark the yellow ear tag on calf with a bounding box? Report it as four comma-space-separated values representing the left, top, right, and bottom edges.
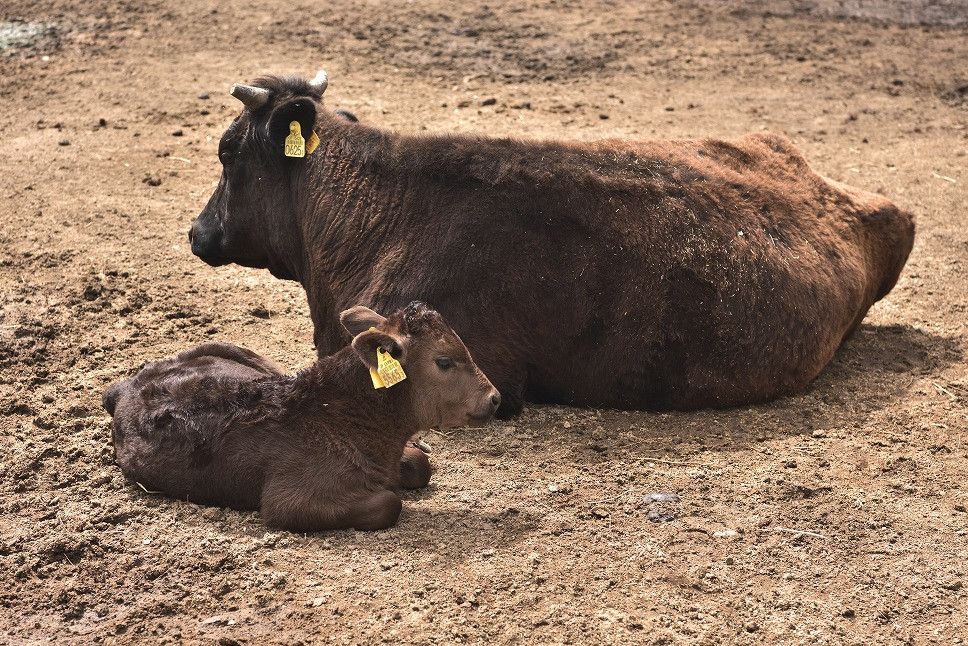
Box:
375, 347, 407, 388
284, 121, 305, 158
306, 130, 320, 154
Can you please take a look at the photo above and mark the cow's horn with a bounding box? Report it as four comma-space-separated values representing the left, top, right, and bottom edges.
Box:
230, 83, 270, 111
308, 70, 328, 95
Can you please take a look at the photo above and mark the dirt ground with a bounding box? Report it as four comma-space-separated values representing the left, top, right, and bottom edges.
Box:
1, 0, 966, 643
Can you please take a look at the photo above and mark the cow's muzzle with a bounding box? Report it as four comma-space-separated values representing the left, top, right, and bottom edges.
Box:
188, 219, 226, 264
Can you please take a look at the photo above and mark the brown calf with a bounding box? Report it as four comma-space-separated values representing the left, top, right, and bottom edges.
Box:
101, 302, 500, 531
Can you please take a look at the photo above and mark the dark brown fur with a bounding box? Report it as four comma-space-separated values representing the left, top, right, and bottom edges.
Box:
189, 74, 915, 417
102, 303, 499, 531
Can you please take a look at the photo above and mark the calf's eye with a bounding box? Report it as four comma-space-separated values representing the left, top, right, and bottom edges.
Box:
219, 151, 234, 166
435, 358, 454, 370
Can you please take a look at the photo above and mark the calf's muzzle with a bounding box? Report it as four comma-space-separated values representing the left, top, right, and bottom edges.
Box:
469, 389, 501, 422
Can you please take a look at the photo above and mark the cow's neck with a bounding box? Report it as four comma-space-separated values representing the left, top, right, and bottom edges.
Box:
294, 123, 419, 354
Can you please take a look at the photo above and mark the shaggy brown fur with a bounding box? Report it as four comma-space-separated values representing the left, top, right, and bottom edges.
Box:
189, 73, 915, 417
102, 302, 500, 531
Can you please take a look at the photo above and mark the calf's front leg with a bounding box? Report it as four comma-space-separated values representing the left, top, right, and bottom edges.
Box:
397, 446, 432, 489
261, 484, 403, 532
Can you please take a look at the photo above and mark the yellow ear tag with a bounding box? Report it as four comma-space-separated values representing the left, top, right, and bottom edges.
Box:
306, 130, 320, 155
284, 121, 305, 158
376, 347, 407, 388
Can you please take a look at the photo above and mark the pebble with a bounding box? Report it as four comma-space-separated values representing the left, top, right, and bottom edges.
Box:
58, 139, 70, 146
647, 508, 676, 523
645, 492, 679, 503
481, 97, 497, 106
171, 129, 183, 137
197, 93, 210, 100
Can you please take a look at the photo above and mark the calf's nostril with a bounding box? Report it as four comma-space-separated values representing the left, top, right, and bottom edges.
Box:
187, 227, 194, 243
490, 393, 501, 408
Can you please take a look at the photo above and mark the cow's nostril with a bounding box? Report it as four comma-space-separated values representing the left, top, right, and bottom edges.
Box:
490, 393, 501, 408
187, 227, 194, 243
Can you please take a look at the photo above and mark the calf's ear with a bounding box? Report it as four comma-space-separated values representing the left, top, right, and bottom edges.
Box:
340, 306, 386, 337
351, 329, 408, 369
266, 98, 317, 157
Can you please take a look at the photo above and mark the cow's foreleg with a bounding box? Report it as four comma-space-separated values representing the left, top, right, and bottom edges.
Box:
494, 365, 528, 419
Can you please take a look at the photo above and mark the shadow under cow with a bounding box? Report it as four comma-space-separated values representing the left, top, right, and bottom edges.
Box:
456, 321, 962, 465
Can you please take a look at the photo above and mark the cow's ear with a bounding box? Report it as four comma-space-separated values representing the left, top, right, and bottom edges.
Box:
351, 329, 407, 369
339, 306, 386, 337
266, 98, 317, 157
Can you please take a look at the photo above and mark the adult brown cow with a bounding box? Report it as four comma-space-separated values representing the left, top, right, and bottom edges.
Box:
189, 71, 914, 418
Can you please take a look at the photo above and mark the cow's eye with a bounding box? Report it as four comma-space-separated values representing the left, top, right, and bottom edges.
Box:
219, 150, 234, 166
435, 357, 454, 370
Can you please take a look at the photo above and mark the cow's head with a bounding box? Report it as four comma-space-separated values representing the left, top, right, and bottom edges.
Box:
189, 71, 336, 281
340, 302, 501, 430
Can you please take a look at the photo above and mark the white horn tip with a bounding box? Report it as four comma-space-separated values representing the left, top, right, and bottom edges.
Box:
309, 70, 329, 94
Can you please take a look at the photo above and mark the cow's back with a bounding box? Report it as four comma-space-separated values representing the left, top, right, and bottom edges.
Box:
558, 132, 914, 408
363, 132, 913, 410
298, 124, 913, 412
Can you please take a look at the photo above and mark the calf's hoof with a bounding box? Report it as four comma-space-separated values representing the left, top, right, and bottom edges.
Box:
399, 446, 432, 489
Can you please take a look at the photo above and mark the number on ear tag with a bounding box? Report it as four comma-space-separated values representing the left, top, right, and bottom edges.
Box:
376, 347, 407, 388
369, 367, 387, 389
284, 121, 305, 158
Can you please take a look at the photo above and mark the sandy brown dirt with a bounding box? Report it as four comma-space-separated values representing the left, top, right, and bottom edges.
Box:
1, 0, 966, 643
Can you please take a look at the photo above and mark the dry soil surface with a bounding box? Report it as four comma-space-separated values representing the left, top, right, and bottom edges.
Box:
1, 0, 967, 644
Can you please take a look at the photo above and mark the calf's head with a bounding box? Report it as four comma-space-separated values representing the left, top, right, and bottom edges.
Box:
189, 71, 341, 280
340, 302, 501, 429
